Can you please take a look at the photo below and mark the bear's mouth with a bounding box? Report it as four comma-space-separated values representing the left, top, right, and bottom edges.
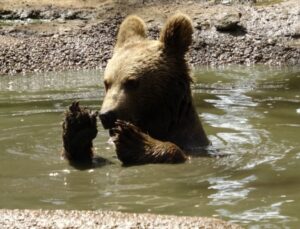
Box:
99, 111, 117, 130
108, 129, 115, 137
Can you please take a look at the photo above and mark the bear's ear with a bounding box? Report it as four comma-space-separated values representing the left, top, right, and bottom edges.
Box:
159, 13, 193, 55
115, 15, 147, 49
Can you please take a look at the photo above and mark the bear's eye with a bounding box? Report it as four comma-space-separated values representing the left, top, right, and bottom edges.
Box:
123, 79, 139, 90
104, 80, 111, 91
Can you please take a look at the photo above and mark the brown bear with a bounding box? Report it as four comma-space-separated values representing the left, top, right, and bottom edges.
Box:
62, 13, 210, 166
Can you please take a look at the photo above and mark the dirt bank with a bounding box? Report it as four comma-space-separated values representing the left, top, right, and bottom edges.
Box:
0, 0, 299, 75
0, 209, 242, 228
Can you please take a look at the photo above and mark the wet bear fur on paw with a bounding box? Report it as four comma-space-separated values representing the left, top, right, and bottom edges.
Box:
62, 101, 98, 167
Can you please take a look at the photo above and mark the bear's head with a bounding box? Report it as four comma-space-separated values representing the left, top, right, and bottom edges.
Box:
100, 13, 194, 140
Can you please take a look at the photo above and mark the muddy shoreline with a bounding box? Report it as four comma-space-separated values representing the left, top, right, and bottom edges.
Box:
0, 209, 242, 228
0, 0, 299, 75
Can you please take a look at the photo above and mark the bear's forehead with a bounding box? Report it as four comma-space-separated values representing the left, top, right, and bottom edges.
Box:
105, 41, 165, 81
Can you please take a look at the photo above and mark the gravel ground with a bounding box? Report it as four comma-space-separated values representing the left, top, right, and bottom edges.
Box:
0, 209, 242, 229
0, 0, 299, 75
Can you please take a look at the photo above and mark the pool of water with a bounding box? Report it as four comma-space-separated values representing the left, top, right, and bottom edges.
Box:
0, 66, 299, 228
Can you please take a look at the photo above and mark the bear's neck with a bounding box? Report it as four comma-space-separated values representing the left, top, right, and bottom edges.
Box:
168, 95, 210, 152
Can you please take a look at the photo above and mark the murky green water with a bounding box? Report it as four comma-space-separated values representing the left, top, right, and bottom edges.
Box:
0, 66, 299, 228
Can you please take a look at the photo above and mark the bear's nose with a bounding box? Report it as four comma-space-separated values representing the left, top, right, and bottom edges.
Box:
99, 111, 117, 129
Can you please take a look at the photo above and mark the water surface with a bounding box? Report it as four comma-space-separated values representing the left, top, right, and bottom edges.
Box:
0, 66, 299, 228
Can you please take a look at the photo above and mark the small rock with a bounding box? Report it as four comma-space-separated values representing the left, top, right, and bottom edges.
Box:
214, 11, 242, 32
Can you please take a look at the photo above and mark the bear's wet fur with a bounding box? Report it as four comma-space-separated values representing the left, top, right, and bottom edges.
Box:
62, 102, 98, 167
62, 13, 210, 166
100, 13, 210, 164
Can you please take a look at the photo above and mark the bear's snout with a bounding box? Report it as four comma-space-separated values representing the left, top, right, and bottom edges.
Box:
99, 111, 117, 129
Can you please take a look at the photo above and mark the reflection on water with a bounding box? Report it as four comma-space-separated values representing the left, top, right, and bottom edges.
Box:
0, 66, 299, 228
208, 175, 257, 206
